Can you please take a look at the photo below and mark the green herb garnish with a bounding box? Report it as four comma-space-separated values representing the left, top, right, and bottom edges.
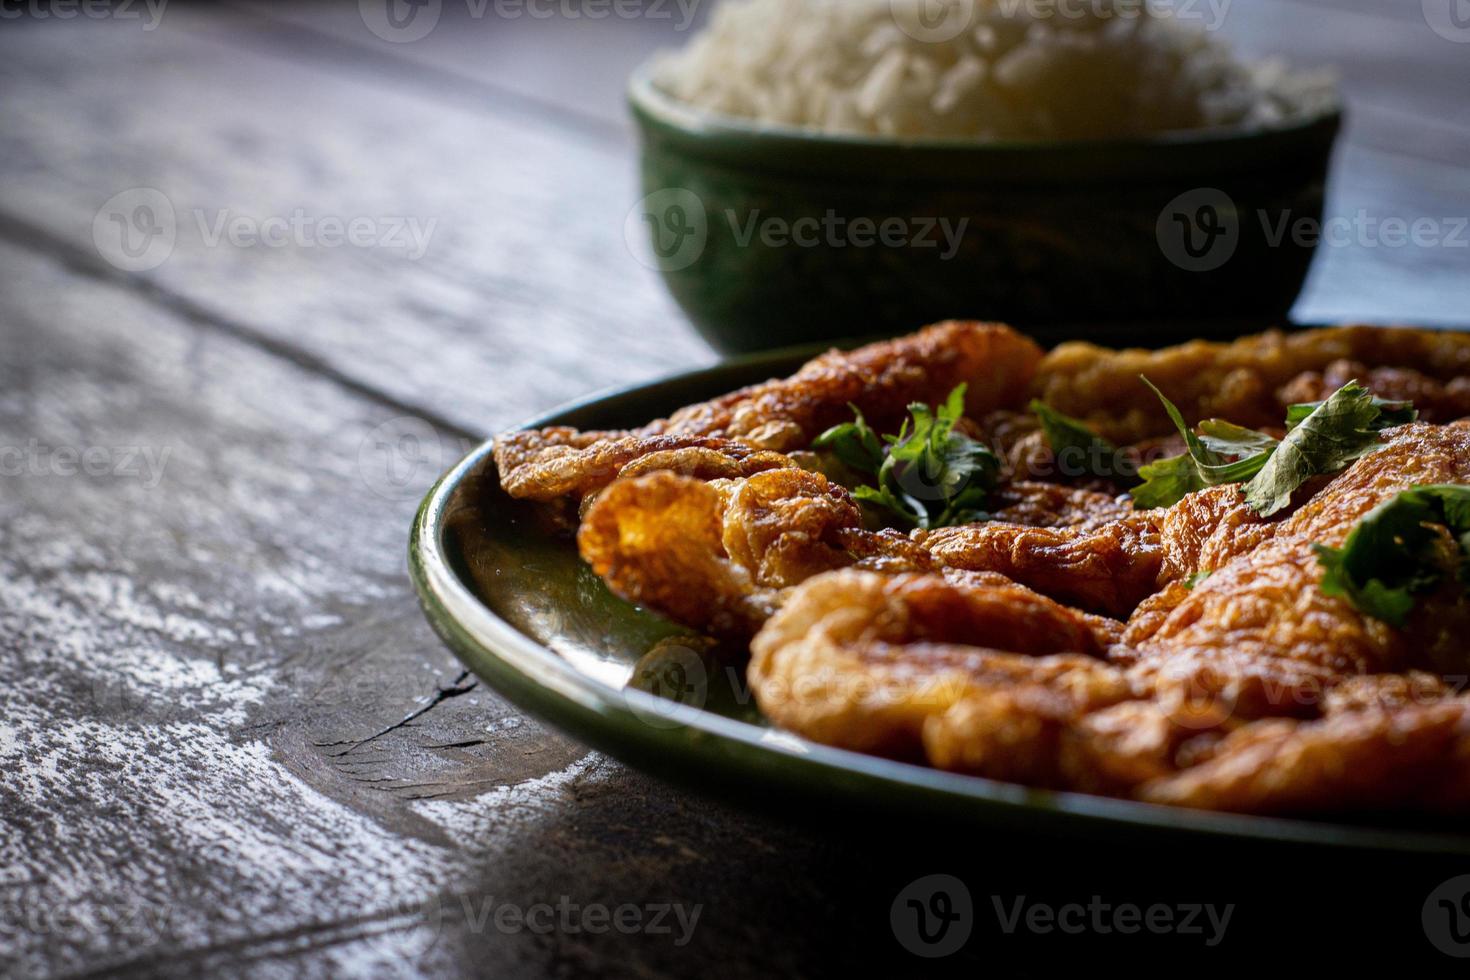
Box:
1284, 395, 1416, 430
814, 384, 1000, 529
1130, 378, 1277, 510
812, 403, 884, 474
1130, 379, 1415, 514
1184, 569, 1214, 590
1313, 484, 1470, 626
1029, 399, 1135, 486
1242, 383, 1402, 517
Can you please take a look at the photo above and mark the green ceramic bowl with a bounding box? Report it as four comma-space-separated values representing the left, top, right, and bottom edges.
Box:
627, 66, 1343, 353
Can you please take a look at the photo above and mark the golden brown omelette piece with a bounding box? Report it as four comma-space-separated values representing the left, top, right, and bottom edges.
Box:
747, 569, 1131, 762
578, 468, 932, 639
916, 513, 1167, 618
1032, 324, 1470, 444
749, 423, 1470, 813
496, 321, 1043, 503
1125, 423, 1470, 680
496, 432, 795, 502
577, 471, 1137, 638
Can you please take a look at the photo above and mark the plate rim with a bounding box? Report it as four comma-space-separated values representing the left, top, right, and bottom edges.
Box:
409, 347, 1470, 854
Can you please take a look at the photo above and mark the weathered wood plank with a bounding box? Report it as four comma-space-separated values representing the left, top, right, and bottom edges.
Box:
0, 237, 829, 978
237, 0, 1470, 158
0, 11, 712, 439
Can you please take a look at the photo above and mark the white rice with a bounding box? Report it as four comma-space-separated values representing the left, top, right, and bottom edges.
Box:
651, 0, 1336, 141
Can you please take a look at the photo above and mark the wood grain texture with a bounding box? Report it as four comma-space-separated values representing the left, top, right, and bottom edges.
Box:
0, 233, 868, 979
1, 1, 1468, 976
0, 8, 711, 437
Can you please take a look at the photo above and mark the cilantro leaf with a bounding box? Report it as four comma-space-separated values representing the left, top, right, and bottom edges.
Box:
1130, 378, 1277, 510
1285, 395, 1416, 431
1029, 399, 1136, 486
1242, 382, 1389, 517
824, 384, 1000, 530
1131, 455, 1211, 511
1184, 569, 1213, 590
1313, 484, 1470, 626
1196, 420, 1279, 458
1132, 379, 1416, 515
813, 404, 885, 475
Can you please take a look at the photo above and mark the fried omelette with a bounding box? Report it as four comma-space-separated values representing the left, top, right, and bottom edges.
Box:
495, 320, 1042, 502
495, 321, 1470, 816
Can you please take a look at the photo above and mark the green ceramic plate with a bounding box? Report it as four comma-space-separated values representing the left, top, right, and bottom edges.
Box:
410, 341, 1470, 855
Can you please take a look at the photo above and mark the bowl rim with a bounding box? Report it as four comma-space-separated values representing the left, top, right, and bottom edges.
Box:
627, 62, 1343, 168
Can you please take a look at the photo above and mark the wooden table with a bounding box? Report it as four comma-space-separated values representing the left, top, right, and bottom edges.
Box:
3, 2, 1469, 975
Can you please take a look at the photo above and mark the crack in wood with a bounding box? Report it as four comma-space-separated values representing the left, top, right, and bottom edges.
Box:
326, 670, 480, 758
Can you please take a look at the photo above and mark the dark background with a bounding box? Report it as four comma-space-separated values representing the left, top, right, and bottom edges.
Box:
3, 1, 1470, 975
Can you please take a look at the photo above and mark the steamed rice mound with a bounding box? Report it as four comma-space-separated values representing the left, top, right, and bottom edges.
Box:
652, 0, 1336, 141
